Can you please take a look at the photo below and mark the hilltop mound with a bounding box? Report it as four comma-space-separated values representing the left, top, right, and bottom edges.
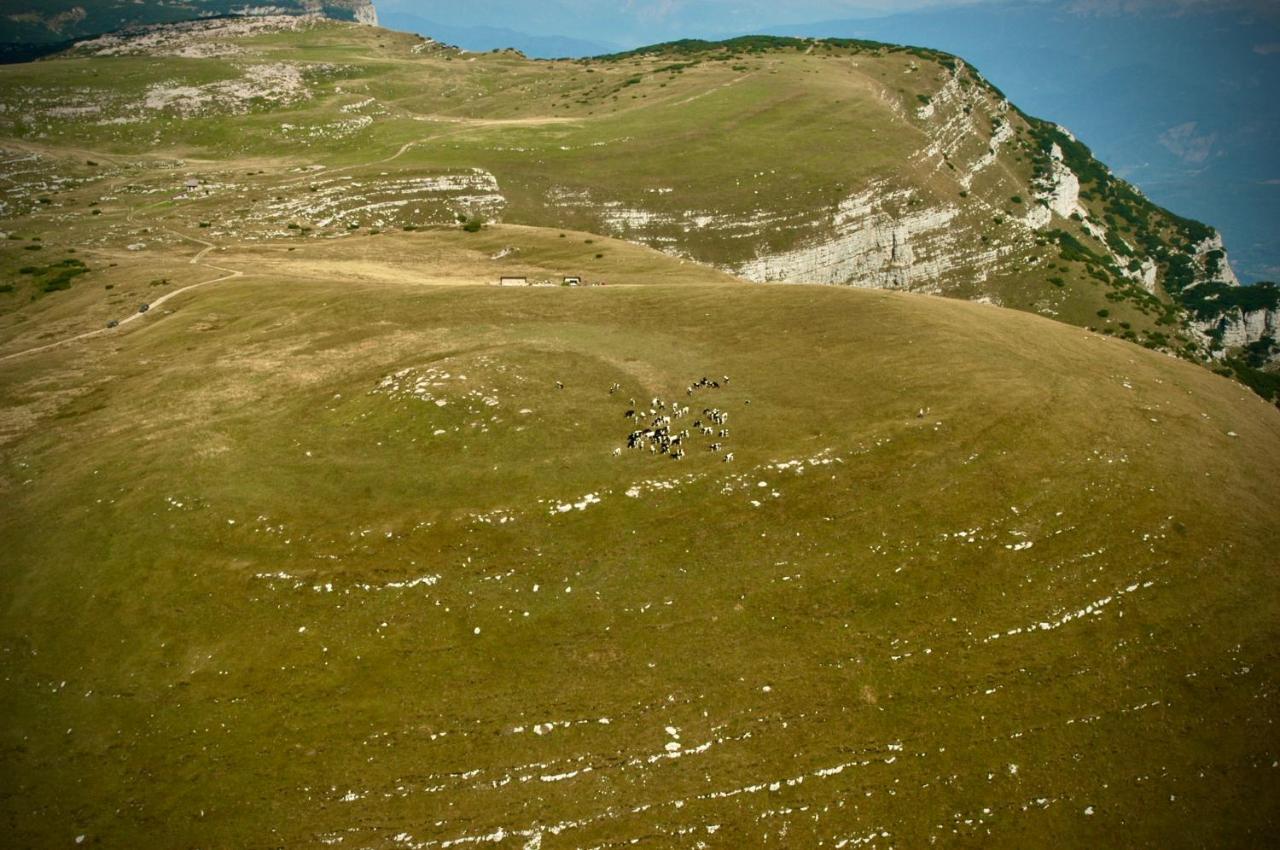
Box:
1, 225, 1279, 845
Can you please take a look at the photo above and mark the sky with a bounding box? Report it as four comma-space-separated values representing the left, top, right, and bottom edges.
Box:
379, 0, 1279, 46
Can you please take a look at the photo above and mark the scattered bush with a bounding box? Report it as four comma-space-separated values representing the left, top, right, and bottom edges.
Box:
23, 258, 89, 293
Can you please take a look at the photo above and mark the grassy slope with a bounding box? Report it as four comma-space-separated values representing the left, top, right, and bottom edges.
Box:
1, 230, 1279, 846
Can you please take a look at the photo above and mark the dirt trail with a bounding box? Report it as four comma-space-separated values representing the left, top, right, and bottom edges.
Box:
0, 229, 242, 363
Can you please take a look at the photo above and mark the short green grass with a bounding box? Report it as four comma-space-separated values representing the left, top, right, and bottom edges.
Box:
1, 230, 1278, 846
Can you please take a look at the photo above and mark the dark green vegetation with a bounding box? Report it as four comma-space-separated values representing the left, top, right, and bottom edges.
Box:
1181, 280, 1280, 321
0, 18, 1277, 848
1027, 120, 1231, 322
15, 257, 88, 293
594, 33, 961, 65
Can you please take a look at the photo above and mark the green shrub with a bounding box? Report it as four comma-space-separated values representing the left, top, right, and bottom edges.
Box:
1240, 336, 1278, 368
1228, 359, 1280, 401
32, 258, 89, 293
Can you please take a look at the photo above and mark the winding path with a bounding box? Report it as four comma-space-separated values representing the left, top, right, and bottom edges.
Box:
0, 230, 242, 363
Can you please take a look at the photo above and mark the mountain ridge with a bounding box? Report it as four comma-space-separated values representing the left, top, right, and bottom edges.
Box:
0, 19, 1274, 400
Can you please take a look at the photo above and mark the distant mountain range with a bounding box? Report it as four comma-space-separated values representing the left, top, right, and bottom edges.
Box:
377, 10, 617, 58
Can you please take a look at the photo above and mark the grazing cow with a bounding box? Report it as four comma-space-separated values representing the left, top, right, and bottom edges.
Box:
709, 443, 722, 453
625, 409, 636, 419
556, 381, 565, 390
719, 429, 730, 438
724, 452, 734, 463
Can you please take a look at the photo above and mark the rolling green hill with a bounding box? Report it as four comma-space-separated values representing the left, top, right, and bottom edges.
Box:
0, 17, 1278, 847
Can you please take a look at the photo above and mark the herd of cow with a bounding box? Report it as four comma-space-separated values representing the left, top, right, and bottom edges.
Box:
619, 377, 736, 462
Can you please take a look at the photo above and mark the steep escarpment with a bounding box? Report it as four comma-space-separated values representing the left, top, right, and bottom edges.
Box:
539, 38, 1275, 390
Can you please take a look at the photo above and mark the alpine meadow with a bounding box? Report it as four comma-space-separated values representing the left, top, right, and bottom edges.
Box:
0, 6, 1278, 848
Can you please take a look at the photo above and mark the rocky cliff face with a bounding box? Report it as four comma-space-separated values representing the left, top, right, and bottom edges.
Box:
1182, 237, 1279, 363
735, 183, 969, 290
352, 1, 378, 26
434, 39, 1260, 369
1203, 306, 1279, 352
